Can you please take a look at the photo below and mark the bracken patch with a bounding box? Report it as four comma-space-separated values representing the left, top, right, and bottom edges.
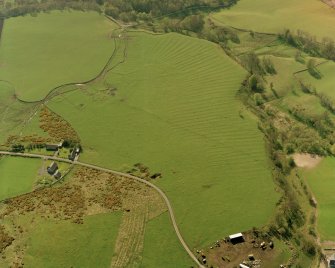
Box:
39, 106, 80, 144
0, 225, 14, 254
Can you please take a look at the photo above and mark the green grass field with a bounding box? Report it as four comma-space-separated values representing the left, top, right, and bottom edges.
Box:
0, 11, 116, 101
0, 81, 39, 145
265, 55, 328, 115
296, 61, 335, 100
48, 31, 278, 248
24, 213, 122, 267
140, 212, 192, 267
264, 55, 303, 96
0, 156, 41, 200
212, 0, 335, 38
302, 158, 335, 241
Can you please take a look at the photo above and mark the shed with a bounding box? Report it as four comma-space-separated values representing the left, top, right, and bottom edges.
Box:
46, 144, 59, 151
58, 140, 64, 148
68, 149, 76, 161
240, 264, 250, 268
54, 170, 61, 180
330, 258, 335, 268
229, 233, 244, 244
47, 162, 58, 175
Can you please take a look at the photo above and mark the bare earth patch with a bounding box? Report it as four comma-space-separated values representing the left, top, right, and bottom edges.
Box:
322, 0, 335, 8
320, 241, 335, 268
293, 153, 322, 169
199, 231, 289, 268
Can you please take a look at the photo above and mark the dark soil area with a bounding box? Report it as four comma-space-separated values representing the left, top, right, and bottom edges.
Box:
196, 232, 286, 268
0, 225, 14, 254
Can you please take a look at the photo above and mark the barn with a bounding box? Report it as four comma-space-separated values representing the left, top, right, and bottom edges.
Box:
47, 162, 58, 175
229, 233, 244, 244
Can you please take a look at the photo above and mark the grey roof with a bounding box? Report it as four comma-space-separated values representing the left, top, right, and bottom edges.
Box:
47, 162, 58, 173
54, 170, 61, 178
49, 161, 57, 169
68, 149, 76, 160
46, 144, 59, 150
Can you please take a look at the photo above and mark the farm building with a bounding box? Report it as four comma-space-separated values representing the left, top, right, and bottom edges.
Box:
240, 264, 250, 268
329, 255, 335, 268
47, 162, 58, 175
68, 149, 76, 161
229, 233, 244, 244
68, 147, 80, 161
46, 143, 59, 151
54, 170, 61, 179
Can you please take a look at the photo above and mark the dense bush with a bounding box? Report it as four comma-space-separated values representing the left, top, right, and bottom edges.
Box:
249, 74, 265, 92
1, 0, 101, 18
104, 0, 238, 19
280, 29, 335, 61
242, 52, 265, 75
262, 57, 276, 75
10, 144, 24, 153
307, 59, 321, 79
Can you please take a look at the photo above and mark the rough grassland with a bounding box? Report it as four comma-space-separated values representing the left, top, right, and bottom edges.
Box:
0, 11, 116, 101
140, 212, 192, 267
0, 82, 39, 144
265, 55, 303, 96
212, 0, 335, 38
0, 156, 41, 200
49, 32, 278, 248
296, 61, 335, 100
24, 213, 122, 268
302, 158, 335, 241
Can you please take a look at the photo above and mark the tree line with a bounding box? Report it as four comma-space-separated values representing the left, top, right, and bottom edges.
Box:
0, 0, 238, 19
104, 0, 238, 21
1, 0, 101, 18
279, 29, 335, 61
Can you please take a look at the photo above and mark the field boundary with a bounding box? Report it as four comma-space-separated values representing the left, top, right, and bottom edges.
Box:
293, 60, 329, 76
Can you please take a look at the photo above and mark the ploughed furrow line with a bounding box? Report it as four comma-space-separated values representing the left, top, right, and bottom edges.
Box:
111, 208, 147, 268
110, 186, 166, 268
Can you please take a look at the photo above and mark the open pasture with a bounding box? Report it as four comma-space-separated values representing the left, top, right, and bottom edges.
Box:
49, 31, 278, 247
0, 11, 116, 101
296, 61, 335, 100
140, 212, 192, 267
263, 55, 303, 97
0, 165, 192, 267
211, 0, 335, 38
0, 82, 40, 145
0, 156, 41, 200
302, 158, 335, 241
24, 213, 122, 268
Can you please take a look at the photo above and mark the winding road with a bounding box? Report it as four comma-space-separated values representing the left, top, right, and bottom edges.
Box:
0, 150, 204, 268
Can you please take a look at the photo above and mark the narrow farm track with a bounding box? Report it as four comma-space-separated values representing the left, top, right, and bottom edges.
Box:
0, 151, 204, 268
